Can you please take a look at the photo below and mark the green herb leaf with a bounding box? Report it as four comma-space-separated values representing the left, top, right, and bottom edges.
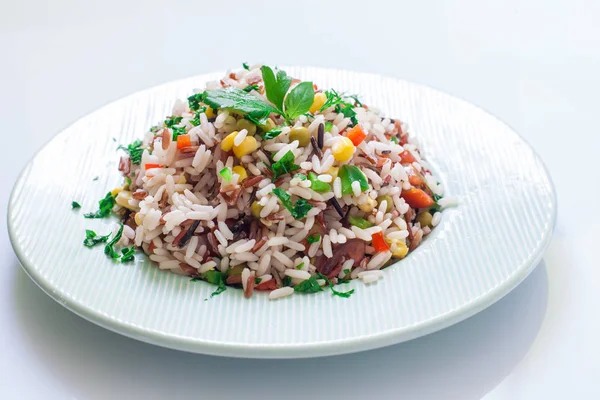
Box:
84, 192, 116, 219
170, 126, 187, 140
190, 106, 207, 126
187, 93, 205, 112
339, 165, 369, 195
293, 173, 307, 181
243, 84, 260, 93
341, 106, 358, 126
120, 247, 136, 262
118, 139, 144, 165
242, 62, 250, 70
255, 277, 262, 285
348, 216, 374, 229
282, 276, 292, 286
260, 128, 282, 140
349, 94, 363, 106
199, 270, 227, 298
104, 225, 124, 259
343, 268, 350, 275
317, 273, 354, 298
164, 115, 183, 128
271, 187, 313, 219
203, 87, 279, 125
261, 66, 291, 112
320, 89, 344, 112
83, 229, 111, 248
296, 262, 305, 270
390, 136, 398, 144
93, 176, 99, 181
293, 276, 323, 293
306, 234, 321, 244
219, 167, 233, 182
284, 81, 314, 119
71, 201, 82, 209
271, 150, 300, 180
324, 121, 333, 132
308, 172, 330, 193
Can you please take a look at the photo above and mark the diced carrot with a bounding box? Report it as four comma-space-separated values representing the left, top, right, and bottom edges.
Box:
177, 134, 191, 149
346, 125, 367, 146
255, 279, 278, 291
401, 188, 434, 209
409, 175, 424, 187
371, 231, 390, 252
399, 150, 416, 164
144, 163, 163, 170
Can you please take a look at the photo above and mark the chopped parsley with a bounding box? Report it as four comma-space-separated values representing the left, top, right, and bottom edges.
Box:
187, 93, 204, 112
293, 276, 323, 293
120, 247, 136, 262
282, 276, 292, 286
317, 273, 354, 298
84, 192, 115, 219
219, 167, 233, 182
283, 81, 314, 120
349, 94, 363, 107
190, 106, 207, 126
164, 115, 183, 128
242, 62, 250, 70
83, 229, 111, 247
194, 270, 227, 298
260, 128, 282, 140
324, 121, 333, 132
271, 187, 312, 219
271, 150, 300, 180
243, 84, 260, 93
306, 234, 321, 244
71, 201, 81, 209
93, 176, 99, 181
104, 224, 124, 259
118, 139, 144, 165
255, 277, 262, 285
296, 262, 305, 270
390, 136, 398, 144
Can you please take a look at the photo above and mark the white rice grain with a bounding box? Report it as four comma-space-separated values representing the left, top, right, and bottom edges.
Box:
322, 235, 333, 258
269, 287, 294, 300
284, 269, 311, 281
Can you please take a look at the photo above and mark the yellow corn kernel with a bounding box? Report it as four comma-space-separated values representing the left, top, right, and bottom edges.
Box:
232, 165, 247, 182
115, 191, 139, 211
220, 131, 238, 151
111, 187, 124, 196
177, 174, 187, 184
326, 166, 339, 180
309, 92, 327, 114
134, 212, 143, 226
331, 137, 356, 163
358, 196, 377, 213
233, 136, 259, 158
205, 107, 216, 118
391, 241, 409, 259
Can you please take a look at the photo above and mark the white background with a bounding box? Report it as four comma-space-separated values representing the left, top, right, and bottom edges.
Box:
1, 0, 598, 398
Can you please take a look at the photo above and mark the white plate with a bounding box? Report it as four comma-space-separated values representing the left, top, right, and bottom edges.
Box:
8, 67, 556, 358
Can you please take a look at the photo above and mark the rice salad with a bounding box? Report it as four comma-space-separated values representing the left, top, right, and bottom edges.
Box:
80, 63, 452, 300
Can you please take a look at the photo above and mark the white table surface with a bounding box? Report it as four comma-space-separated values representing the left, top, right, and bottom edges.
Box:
1, 0, 598, 398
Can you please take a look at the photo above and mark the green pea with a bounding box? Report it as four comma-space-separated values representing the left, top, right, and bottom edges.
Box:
376, 195, 393, 213
289, 127, 310, 147
236, 119, 257, 136
416, 211, 433, 228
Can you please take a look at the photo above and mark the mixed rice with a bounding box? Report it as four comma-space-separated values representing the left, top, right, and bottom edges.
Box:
82, 64, 452, 300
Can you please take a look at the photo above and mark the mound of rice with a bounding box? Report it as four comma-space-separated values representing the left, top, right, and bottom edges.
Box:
110, 64, 449, 300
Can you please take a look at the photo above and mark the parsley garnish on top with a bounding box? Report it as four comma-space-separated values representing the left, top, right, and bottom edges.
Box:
202, 87, 278, 125
118, 139, 144, 165
317, 273, 355, 298
83, 229, 110, 247
293, 276, 323, 293
271, 188, 312, 219
271, 150, 300, 180
84, 192, 116, 219
260, 66, 315, 123
71, 201, 82, 209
